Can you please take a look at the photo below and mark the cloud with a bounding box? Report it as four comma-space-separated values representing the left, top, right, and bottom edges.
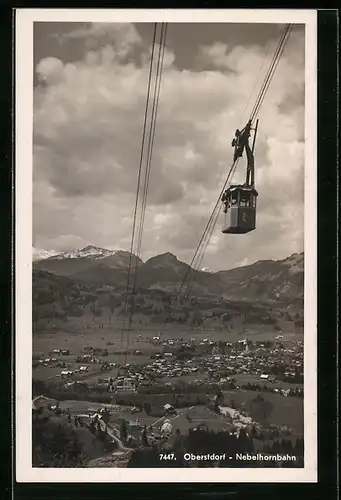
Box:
60, 22, 142, 57
36, 57, 65, 84
33, 23, 305, 271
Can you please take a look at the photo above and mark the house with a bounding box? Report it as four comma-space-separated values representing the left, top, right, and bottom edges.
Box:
131, 406, 142, 414
164, 403, 177, 416
33, 396, 56, 410
161, 419, 173, 435
64, 382, 75, 389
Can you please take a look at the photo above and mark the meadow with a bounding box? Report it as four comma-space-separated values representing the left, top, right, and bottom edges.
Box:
33, 322, 302, 355
222, 389, 304, 434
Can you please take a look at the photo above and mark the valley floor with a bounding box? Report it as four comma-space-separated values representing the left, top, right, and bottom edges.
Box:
32, 323, 304, 467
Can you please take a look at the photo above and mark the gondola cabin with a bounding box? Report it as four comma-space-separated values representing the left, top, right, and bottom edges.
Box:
222, 185, 258, 234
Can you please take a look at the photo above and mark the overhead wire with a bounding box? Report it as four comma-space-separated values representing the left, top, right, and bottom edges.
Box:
240, 41, 273, 122
125, 24, 168, 363
119, 23, 158, 364
122, 23, 168, 364
185, 24, 293, 296
183, 205, 221, 301
177, 36, 276, 291
185, 24, 293, 295
182, 161, 239, 301
162, 23, 293, 326
120, 22, 292, 349
250, 24, 292, 122
135, 23, 168, 269
163, 159, 239, 327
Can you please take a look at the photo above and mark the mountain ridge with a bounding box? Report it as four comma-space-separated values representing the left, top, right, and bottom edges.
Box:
33, 245, 304, 303
45, 245, 119, 261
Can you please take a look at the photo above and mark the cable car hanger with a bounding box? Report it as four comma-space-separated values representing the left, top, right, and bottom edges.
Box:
220, 25, 293, 236
166, 24, 293, 313
231, 118, 259, 187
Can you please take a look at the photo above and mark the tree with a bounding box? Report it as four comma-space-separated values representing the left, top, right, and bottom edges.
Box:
143, 402, 151, 416
215, 391, 224, 408
248, 395, 274, 424
93, 307, 103, 317
101, 409, 110, 425
190, 310, 203, 327
176, 350, 194, 361
32, 414, 87, 467
120, 421, 128, 442
250, 424, 258, 439
142, 426, 149, 446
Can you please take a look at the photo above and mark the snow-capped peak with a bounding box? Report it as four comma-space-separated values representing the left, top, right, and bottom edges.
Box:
33, 247, 59, 262
201, 266, 214, 273
54, 245, 118, 260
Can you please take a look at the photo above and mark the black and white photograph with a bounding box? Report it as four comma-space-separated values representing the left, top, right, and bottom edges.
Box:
16, 9, 317, 482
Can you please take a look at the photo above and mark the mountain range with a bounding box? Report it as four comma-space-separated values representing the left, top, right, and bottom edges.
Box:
33, 245, 304, 303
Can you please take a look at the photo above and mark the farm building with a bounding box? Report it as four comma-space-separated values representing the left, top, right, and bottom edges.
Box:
164, 403, 177, 416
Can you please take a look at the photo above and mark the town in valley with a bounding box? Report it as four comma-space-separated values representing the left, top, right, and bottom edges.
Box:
32, 247, 304, 468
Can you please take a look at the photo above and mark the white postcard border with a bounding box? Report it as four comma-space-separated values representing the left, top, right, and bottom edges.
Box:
15, 8, 317, 483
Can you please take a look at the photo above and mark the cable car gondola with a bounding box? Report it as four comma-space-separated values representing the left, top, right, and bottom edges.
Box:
221, 119, 259, 235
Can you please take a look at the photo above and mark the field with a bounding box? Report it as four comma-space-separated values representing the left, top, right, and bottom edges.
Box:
33, 324, 302, 356
222, 390, 304, 434
232, 373, 303, 391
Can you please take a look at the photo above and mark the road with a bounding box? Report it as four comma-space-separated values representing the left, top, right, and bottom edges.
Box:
98, 420, 132, 452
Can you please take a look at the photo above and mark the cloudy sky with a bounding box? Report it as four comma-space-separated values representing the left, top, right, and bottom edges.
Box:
33, 21, 305, 271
